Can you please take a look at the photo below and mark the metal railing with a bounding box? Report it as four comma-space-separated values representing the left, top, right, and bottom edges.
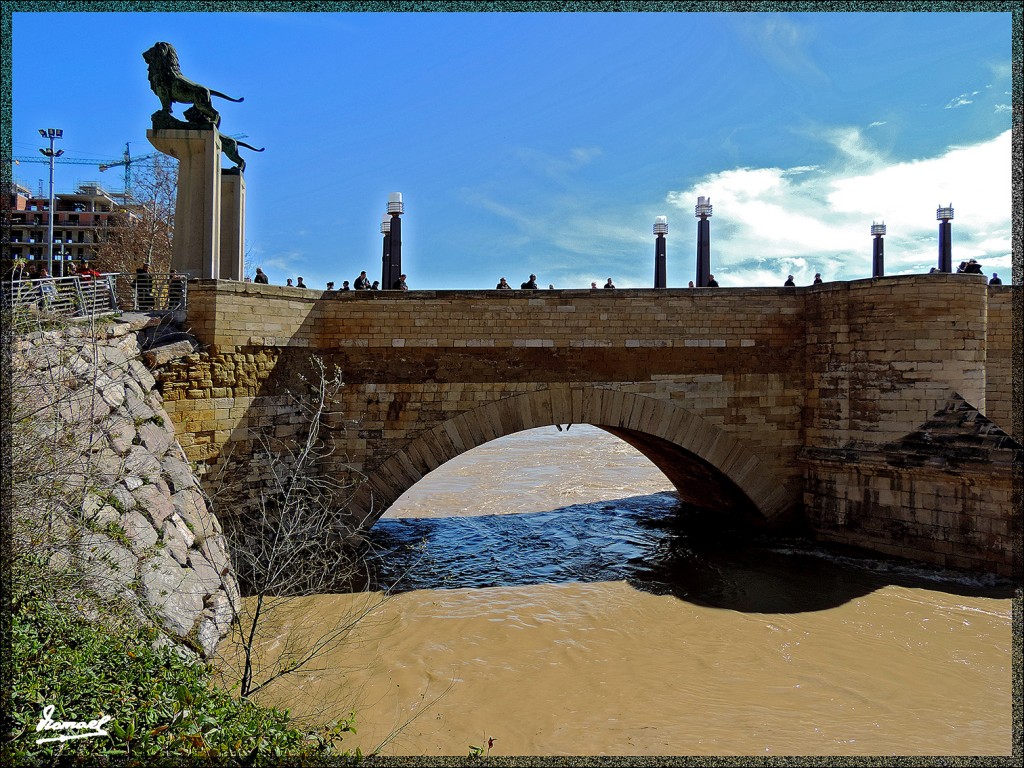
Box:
3, 272, 188, 318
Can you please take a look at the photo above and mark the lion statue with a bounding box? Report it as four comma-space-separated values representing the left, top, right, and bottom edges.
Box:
221, 136, 265, 173
143, 42, 243, 128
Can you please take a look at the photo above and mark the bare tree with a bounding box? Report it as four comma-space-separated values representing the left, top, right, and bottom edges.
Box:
211, 356, 387, 701
91, 155, 176, 275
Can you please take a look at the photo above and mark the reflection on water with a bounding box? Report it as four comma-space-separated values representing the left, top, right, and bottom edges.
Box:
235, 426, 1015, 757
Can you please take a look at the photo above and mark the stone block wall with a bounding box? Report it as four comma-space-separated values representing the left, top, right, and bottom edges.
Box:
156, 275, 1017, 573
161, 282, 812, 523
802, 398, 1019, 577
984, 285, 1017, 439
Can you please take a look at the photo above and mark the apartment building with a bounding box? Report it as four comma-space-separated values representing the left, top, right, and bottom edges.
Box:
5, 182, 131, 272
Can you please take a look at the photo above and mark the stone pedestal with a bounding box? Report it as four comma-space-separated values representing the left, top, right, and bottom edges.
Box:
219, 170, 245, 281
147, 129, 222, 279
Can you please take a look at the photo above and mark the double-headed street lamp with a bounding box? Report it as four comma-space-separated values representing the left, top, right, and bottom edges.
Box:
38, 128, 64, 277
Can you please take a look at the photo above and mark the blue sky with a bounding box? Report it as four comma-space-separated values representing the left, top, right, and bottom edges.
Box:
8, 7, 1015, 289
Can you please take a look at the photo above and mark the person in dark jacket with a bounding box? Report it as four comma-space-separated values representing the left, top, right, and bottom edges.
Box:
393, 274, 408, 290
253, 267, 269, 284
989, 273, 1002, 285
784, 275, 795, 287
706, 274, 720, 287
354, 271, 371, 289
521, 274, 538, 289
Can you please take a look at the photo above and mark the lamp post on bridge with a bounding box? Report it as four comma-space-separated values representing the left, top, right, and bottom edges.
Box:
695, 196, 712, 288
871, 222, 886, 278
380, 213, 391, 288
38, 128, 64, 277
653, 216, 668, 288
937, 204, 954, 273
384, 192, 404, 289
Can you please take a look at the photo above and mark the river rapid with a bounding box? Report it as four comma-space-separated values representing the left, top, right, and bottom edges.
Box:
229, 426, 1015, 757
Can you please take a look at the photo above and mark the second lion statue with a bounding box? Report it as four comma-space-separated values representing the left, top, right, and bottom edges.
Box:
144, 41, 243, 128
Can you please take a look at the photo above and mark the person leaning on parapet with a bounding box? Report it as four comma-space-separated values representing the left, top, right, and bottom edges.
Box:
604, 278, 616, 289
784, 274, 796, 287
706, 274, 720, 287
253, 267, 269, 284
326, 281, 335, 290
591, 281, 598, 289
286, 278, 294, 287
393, 274, 409, 290
521, 274, 539, 289
296, 276, 307, 288
354, 271, 371, 290
496, 277, 511, 290
813, 273, 823, 284
340, 281, 350, 291
371, 280, 380, 290
135, 263, 154, 310
964, 259, 983, 274
989, 272, 1002, 285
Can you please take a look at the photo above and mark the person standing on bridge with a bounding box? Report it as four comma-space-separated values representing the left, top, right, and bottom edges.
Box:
784, 275, 795, 287
393, 274, 409, 290
706, 274, 720, 287
989, 273, 1002, 285
496, 277, 511, 289
521, 274, 539, 289
354, 271, 371, 290
254, 267, 269, 284
604, 278, 616, 289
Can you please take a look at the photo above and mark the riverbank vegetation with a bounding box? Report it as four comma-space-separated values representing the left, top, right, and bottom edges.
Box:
2, 313, 363, 764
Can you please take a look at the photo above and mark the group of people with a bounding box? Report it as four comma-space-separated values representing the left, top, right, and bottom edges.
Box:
783, 273, 824, 287
252, 267, 409, 291
247, 263, 1007, 292
954, 260, 1002, 285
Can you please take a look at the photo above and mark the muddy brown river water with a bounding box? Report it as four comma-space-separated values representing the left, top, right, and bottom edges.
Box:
222, 426, 1015, 757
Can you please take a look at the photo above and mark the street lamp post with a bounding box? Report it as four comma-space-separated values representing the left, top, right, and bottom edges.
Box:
380, 213, 391, 288
695, 196, 712, 288
871, 222, 886, 278
385, 192, 404, 289
653, 216, 668, 288
937, 204, 954, 273
38, 128, 64, 276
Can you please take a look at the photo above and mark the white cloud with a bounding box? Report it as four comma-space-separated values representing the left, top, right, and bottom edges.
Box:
946, 91, 978, 109
665, 130, 1011, 285
994, 104, 1011, 113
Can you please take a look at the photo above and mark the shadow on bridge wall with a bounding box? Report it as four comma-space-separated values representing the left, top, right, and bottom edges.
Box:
351, 387, 796, 531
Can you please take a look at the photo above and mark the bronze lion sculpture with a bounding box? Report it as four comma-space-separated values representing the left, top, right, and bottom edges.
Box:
222, 136, 265, 173
144, 41, 243, 128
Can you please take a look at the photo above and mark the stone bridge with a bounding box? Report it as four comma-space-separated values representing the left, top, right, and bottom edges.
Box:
156, 274, 1018, 576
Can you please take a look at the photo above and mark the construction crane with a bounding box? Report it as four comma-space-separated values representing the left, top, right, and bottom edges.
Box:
13, 134, 249, 199
98, 143, 159, 199
99, 135, 248, 198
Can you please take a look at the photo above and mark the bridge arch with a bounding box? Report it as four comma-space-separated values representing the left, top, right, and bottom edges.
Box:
350, 388, 794, 530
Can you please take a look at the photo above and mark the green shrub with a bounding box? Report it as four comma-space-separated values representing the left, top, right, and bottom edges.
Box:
8, 555, 357, 765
